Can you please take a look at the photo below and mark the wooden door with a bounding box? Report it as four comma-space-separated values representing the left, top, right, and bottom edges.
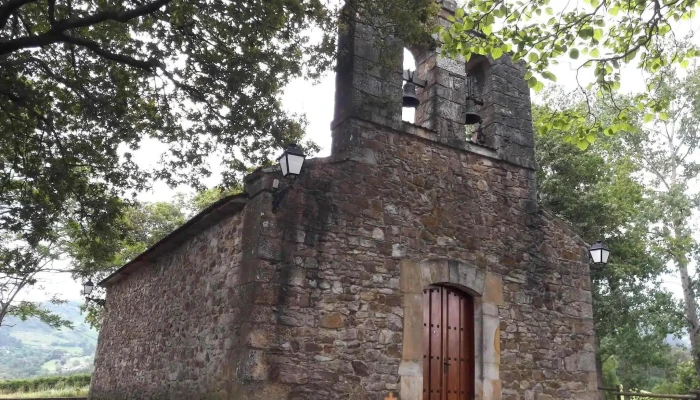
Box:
423, 286, 474, 400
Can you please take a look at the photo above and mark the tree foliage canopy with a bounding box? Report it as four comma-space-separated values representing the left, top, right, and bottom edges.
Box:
0, 0, 433, 329
441, 0, 700, 150
534, 87, 685, 390
63, 188, 236, 328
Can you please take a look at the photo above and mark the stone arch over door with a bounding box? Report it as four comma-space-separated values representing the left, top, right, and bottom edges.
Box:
399, 259, 503, 400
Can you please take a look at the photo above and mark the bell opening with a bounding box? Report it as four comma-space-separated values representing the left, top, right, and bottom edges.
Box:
402, 48, 418, 122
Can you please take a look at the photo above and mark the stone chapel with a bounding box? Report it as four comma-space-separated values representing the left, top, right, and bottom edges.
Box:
89, 1, 599, 399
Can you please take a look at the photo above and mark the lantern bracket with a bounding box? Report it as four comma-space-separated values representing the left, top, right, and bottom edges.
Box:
85, 296, 106, 307
272, 185, 291, 214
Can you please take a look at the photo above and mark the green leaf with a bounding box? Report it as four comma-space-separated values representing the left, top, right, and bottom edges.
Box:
593, 29, 603, 41
541, 71, 557, 82
528, 76, 538, 88
492, 48, 504, 59
577, 140, 590, 150
644, 113, 654, 123
569, 48, 580, 59
580, 28, 594, 39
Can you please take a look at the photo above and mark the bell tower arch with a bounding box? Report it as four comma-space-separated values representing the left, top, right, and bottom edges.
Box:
331, 0, 536, 171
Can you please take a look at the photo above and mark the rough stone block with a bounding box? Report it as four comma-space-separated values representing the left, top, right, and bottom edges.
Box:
483, 273, 504, 306
402, 294, 423, 362
319, 312, 345, 329
400, 375, 423, 400
400, 260, 423, 294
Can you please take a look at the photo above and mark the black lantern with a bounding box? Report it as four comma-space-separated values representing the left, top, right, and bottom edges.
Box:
82, 280, 106, 306
277, 144, 306, 178
589, 241, 610, 265
83, 280, 94, 296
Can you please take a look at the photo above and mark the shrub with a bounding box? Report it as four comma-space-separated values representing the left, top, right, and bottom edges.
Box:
0, 374, 91, 394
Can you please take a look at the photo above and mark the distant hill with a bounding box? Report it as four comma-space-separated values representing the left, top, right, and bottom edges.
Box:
0, 301, 97, 380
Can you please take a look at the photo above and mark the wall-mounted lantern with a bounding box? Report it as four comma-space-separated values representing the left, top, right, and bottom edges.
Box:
589, 241, 610, 266
272, 144, 307, 213
83, 280, 94, 296
277, 143, 306, 178
82, 280, 106, 307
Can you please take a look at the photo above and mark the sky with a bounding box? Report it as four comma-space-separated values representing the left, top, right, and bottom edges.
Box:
24, 5, 700, 306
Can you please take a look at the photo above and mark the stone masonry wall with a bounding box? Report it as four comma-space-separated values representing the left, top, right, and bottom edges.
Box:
229, 117, 598, 400
91, 117, 597, 400
90, 211, 245, 399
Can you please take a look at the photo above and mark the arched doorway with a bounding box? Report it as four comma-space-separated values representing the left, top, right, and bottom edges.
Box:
423, 286, 475, 400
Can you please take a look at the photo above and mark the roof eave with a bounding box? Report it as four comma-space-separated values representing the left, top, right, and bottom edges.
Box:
98, 194, 248, 287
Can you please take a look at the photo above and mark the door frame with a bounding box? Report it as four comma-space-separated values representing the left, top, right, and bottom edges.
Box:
423, 285, 475, 400
398, 259, 503, 400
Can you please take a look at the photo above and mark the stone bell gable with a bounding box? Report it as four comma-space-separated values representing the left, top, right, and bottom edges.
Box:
332, 0, 535, 169
89, 1, 599, 399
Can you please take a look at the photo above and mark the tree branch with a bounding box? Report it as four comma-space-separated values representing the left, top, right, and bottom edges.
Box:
61, 34, 158, 71
53, 0, 170, 30
0, 0, 37, 31
48, 0, 56, 25
0, 0, 170, 56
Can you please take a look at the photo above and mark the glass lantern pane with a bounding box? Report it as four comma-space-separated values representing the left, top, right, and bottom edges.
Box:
601, 249, 610, 264
83, 283, 94, 295
590, 249, 602, 264
288, 154, 305, 175
279, 156, 289, 176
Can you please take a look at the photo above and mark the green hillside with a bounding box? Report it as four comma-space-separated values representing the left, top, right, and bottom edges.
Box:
0, 302, 97, 380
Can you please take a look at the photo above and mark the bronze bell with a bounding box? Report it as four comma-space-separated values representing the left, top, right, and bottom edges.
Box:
464, 98, 482, 125
402, 81, 420, 108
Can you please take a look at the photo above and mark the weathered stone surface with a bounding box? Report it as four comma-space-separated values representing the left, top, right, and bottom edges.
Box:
90, 211, 246, 399
483, 273, 504, 306
319, 313, 345, 329
91, 3, 597, 400
92, 115, 597, 399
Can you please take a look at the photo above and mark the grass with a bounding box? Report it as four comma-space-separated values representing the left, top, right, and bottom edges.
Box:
0, 374, 91, 395
0, 385, 89, 398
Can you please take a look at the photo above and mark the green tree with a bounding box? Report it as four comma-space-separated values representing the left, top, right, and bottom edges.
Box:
0, 239, 73, 329
622, 67, 700, 382
535, 87, 684, 393
654, 359, 700, 394
0, 0, 435, 331
63, 188, 237, 328
441, 1, 700, 149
